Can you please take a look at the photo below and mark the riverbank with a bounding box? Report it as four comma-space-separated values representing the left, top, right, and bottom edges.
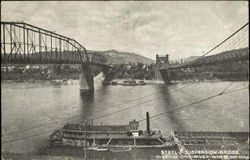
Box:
1, 72, 80, 81
2, 82, 249, 159
1, 78, 248, 85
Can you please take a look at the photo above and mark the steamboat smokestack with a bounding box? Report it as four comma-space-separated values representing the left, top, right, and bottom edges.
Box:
146, 112, 150, 134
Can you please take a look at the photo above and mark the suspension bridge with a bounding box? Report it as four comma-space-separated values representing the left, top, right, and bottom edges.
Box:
1, 21, 249, 89
156, 22, 249, 83
1, 22, 249, 159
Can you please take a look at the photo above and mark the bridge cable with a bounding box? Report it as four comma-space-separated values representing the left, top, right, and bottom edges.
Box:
2, 86, 247, 145
138, 87, 248, 123
218, 82, 233, 95
2, 23, 248, 142
155, 87, 249, 119
2, 83, 197, 143
2, 69, 246, 137
1, 83, 200, 142
89, 83, 197, 121
227, 27, 249, 51
171, 84, 248, 119
1, 89, 166, 137
187, 22, 249, 66
225, 83, 249, 92
2, 83, 196, 138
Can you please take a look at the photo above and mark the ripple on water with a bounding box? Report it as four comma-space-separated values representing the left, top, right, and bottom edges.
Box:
1, 81, 249, 153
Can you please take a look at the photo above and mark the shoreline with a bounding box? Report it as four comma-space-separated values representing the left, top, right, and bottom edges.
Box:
1, 78, 248, 84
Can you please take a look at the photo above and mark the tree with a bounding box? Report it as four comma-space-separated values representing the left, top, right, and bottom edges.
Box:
134, 71, 144, 79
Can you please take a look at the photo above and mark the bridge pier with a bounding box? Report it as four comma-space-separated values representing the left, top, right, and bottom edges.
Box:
155, 54, 171, 83
79, 63, 94, 94
102, 66, 115, 85
160, 69, 171, 84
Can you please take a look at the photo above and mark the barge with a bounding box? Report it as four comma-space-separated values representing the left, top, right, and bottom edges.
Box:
48, 112, 249, 159
122, 79, 145, 86
49, 113, 173, 148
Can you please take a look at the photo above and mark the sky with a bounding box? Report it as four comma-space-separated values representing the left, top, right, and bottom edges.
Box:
1, 1, 249, 60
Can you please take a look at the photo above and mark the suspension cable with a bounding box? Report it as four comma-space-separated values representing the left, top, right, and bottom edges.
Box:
2, 83, 197, 137
218, 82, 234, 95
138, 87, 248, 122
2, 86, 247, 145
193, 22, 249, 62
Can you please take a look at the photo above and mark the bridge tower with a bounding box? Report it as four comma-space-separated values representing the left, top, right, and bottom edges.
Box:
155, 54, 171, 83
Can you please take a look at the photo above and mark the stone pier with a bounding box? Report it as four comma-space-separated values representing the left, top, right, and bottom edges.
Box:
79, 63, 94, 94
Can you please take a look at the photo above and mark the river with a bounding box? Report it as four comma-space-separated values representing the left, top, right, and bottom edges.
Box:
1, 80, 249, 158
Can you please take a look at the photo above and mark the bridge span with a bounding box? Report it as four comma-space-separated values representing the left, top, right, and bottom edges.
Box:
155, 22, 249, 83
1, 22, 108, 66
1, 21, 112, 93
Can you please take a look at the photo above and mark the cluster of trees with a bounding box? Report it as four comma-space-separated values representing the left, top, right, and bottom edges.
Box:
1, 64, 82, 81
52, 64, 80, 74
115, 63, 155, 80
2, 62, 159, 81
170, 60, 249, 81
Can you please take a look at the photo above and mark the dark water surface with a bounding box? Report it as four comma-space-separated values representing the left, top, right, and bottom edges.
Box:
1, 81, 249, 157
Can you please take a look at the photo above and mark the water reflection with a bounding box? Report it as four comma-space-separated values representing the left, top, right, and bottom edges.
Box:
154, 84, 187, 131
78, 91, 95, 123
1, 81, 249, 157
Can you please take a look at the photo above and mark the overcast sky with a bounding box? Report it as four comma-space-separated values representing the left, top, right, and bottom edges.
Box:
1, 1, 249, 60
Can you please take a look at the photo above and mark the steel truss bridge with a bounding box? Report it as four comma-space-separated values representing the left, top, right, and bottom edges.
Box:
1, 22, 108, 66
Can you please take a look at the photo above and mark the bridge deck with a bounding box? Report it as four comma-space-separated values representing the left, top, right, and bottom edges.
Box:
1, 21, 108, 66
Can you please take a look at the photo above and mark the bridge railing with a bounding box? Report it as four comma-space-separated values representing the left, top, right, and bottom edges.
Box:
1, 21, 91, 64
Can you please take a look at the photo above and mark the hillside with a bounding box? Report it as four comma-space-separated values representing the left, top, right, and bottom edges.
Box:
170, 56, 199, 64
88, 49, 154, 65
166, 47, 249, 81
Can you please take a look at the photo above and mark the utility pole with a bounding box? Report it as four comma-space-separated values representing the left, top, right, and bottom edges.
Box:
85, 120, 88, 160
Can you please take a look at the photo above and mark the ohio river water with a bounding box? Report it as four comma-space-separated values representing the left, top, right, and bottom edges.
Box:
1, 80, 249, 158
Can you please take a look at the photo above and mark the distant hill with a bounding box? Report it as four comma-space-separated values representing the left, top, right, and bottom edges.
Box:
88, 49, 154, 65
